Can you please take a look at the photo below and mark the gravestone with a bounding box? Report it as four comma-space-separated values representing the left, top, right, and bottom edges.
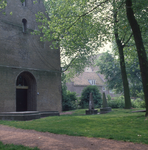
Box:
86, 93, 98, 115
100, 92, 112, 114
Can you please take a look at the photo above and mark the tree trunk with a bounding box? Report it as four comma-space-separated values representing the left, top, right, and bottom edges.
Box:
113, 3, 131, 109
126, 0, 148, 116
115, 38, 131, 109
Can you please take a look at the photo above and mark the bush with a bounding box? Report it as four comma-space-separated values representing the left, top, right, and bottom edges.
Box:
108, 96, 125, 108
80, 85, 102, 108
107, 94, 111, 101
136, 91, 144, 100
107, 95, 146, 109
131, 98, 146, 108
62, 90, 78, 111
62, 73, 78, 111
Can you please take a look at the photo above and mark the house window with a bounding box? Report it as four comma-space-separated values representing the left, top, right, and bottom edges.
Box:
22, 0, 26, 6
88, 79, 96, 85
22, 19, 27, 33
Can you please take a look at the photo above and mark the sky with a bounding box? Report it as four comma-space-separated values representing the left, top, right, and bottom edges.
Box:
98, 42, 112, 53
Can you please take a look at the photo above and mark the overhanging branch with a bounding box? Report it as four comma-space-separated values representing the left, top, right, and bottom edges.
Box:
67, 0, 110, 30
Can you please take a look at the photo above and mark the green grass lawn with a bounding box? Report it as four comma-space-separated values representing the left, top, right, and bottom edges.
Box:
0, 108, 148, 145
0, 141, 39, 150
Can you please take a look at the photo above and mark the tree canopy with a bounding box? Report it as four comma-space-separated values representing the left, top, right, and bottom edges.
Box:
96, 52, 142, 97
34, 0, 148, 114
35, 0, 112, 76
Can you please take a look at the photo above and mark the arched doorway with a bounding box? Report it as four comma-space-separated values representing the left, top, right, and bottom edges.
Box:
16, 71, 37, 111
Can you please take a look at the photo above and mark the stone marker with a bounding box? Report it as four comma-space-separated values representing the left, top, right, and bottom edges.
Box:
102, 92, 108, 108
89, 92, 94, 110
100, 92, 112, 114
86, 93, 98, 115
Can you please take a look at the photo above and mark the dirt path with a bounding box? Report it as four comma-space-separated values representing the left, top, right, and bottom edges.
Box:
0, 125, 148, 150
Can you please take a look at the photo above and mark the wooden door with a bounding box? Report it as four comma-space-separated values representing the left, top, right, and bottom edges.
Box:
16, 89, 27, 111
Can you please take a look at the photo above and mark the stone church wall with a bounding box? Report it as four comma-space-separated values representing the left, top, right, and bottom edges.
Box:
0, 0, 62, 112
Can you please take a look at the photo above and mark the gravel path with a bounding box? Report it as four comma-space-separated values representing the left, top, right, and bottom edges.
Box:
0, 125, 148, 150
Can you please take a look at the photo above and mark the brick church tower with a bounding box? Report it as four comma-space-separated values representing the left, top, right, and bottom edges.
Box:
0, 0, 62, 113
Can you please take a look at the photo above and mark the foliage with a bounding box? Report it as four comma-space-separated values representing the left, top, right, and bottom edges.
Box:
96, 52, 123, 93
107, 94, 111, 101
131, 98, 146, 108
0, 109, 148, 144
34, 0, 148, 113
136, 91, 145, 101
108, 96, 125, 108
61, 73, 78, 111
107, 95, 145, 108
112, 0, 138, 109
62, 90, 78, 111
80, 85, 102, 108
125, 0, 148, 116
61, 73, 67, 104
0, 0, 7, 12
96, 52, 143, 96
0, 141, 39, 150
34, 0, 112, 77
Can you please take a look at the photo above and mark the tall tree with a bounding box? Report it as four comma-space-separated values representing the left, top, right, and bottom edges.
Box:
113, 0, 131, 108
96, 52, 123, 93
96, 52, 142, 96
36, 0, 133, 108
36, 0, 148, 111
35, 0, 111, 77
126, 0, 148, 116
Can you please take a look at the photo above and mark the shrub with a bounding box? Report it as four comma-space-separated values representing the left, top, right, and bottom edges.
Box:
62, 90, 78, 111
80, 85, 102, 108
108, 96, 125, 108
136, 91, 144, 100
131, 98, 146, 108
107, 95, 146, 109
107, 94, 111, 101
61, 73, 78, 111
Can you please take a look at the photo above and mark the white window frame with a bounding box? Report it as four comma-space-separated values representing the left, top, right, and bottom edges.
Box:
88, 79, 96, 85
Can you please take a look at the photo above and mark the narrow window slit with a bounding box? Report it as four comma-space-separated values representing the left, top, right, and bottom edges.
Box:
22, 19, 27, 33
22, 0, 26, 6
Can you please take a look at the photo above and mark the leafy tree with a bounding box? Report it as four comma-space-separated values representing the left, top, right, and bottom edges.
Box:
35, 0, 111, 76
35, 0, 148, 115
96, 52, 142, 97
126, 0, 148, 116
80, 85, 102, 108
112, 0, 132, 108
36, 0, 133, 109
126, 59, 143, 97
96, 52, 123, 93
